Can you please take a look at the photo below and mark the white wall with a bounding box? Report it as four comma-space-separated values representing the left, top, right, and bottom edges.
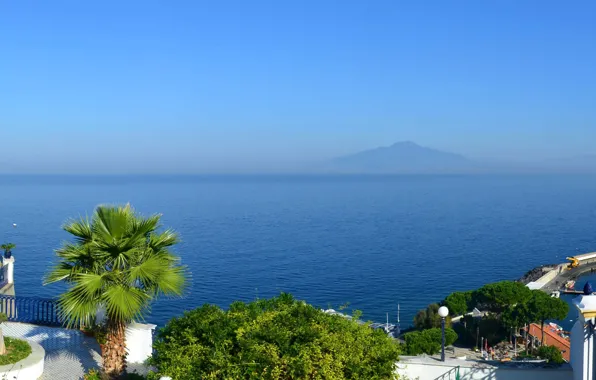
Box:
527, 265, 564, 290
569, 318, 586, 380
535, 268, 560, 286
125, 322, 157, 364
396, 358, 573, 380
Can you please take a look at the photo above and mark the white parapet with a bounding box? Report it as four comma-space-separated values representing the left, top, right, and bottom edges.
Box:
3, 256, 15, 285
125, 322, 157, 364
0, 339, 44, 379
396, 356, 573, 380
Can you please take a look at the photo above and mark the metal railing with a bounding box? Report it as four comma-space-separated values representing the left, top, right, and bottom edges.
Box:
434, 366, 460, 380
0, 295, 63, 327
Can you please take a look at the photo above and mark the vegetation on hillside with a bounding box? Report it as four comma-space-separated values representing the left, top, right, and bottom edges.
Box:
149, 293, 401, 380
411, 280, 569, 352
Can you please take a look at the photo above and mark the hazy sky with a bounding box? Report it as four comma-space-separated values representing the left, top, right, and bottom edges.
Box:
1, 0, 595, 173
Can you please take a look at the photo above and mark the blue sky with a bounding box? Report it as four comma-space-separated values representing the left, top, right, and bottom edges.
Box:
1, 0, 595, 173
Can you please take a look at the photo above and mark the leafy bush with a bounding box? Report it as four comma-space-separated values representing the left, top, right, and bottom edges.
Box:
83, 369, 103, 380
403, 328, 457, 355
150, 293, 400, 380
537, 345, 565, 364
0, 338, 31, 365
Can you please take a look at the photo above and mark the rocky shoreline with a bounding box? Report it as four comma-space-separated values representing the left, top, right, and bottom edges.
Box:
517, 264, 559, 284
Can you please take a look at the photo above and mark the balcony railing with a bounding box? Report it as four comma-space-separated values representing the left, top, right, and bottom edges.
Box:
0, 295, 63, 327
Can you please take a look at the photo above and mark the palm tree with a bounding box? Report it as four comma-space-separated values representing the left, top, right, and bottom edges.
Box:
44, 204, 187, 378
0, 243, 15, 259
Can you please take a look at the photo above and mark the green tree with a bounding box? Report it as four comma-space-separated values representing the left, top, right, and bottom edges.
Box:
44, 205, 187, 378
150, 293, 400, 380
414, 303, 451, 330
501, 303, 532, 348
501, 303, 531, 330
527, 290, 569, 345
0, 243, 15, 258
403, 328, 458, 355
442, 291, 474, 316
537, 345, 564, 364
475, 281, 532, 312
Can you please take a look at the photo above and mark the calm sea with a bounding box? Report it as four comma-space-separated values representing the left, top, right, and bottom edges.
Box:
1, 175, 595, 327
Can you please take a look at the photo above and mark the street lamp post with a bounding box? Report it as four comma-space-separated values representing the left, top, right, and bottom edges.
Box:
438, 306, 449, 362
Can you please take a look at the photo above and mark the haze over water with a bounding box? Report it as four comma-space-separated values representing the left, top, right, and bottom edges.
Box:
1, 174, 595, 327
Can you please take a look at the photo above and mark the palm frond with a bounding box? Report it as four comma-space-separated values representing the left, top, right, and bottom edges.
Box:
102, 285, 150, 322
153, 265, 188, 297
148, 229, 179, 250
58, 279, 104, 328
127, 255, 163, 288
63, 217, 93, 244
92, 205, 126, 242
44, 262, 81, 285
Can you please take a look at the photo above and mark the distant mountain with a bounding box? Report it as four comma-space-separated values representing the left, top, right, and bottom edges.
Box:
328, 141, 477, 173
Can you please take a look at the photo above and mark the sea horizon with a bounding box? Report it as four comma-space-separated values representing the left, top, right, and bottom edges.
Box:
1, 174, 595, 327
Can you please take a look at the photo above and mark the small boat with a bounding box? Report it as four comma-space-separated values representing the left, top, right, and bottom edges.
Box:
565, 280, 576, 290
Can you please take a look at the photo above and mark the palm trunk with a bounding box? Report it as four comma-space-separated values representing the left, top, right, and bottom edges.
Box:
0, 327, 5, 355
102, 319, 127, 378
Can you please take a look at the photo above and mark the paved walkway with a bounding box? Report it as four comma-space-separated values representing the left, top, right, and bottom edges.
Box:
2, 322, 102, 380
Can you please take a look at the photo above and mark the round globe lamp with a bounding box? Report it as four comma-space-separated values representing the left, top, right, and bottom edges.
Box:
438, 306, 449, 361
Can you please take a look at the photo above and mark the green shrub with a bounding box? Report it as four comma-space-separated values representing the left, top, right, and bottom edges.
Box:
403, 328, 457, 355
84, 369, 146, 380
516, 350, 535, 360
150, 293, 400, 380
0, 338, 31, 365
83, 369, 103, 380
537, 345, 565, 364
